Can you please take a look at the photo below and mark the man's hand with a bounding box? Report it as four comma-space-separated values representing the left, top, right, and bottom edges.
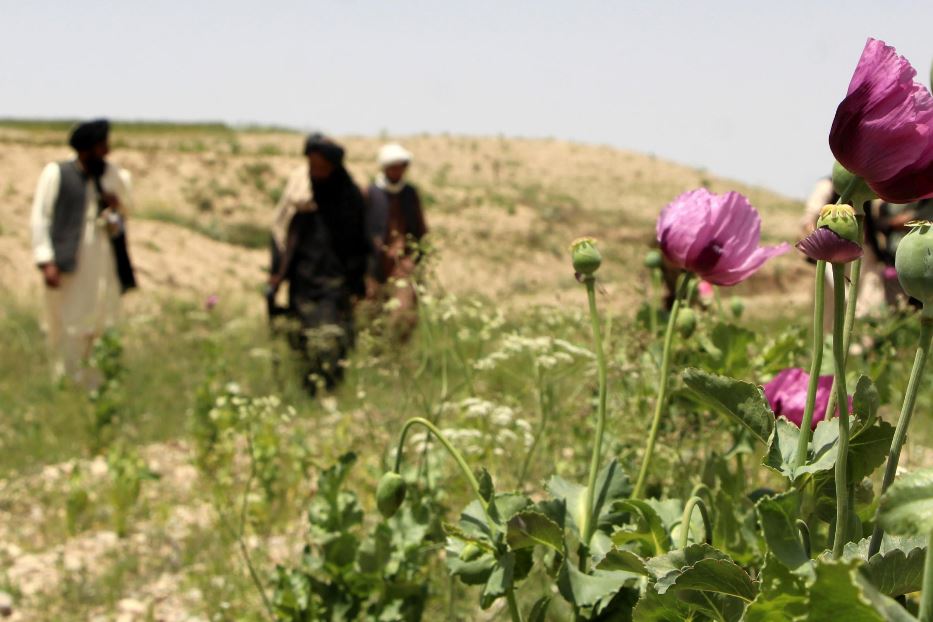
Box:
101, 192, 121, 210
40, 263, 60, 288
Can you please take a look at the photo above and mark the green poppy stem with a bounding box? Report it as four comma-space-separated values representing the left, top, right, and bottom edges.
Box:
920, 529, 933, 622
794, 260, 827, 471
506, 589, 525, 622
824, 178, 864, 419
867, 316, 933, 558
632, 273, 692, 500
677, 495, 712, 549
393, 416, 494, 530
830, 262, 852, 559
579, 276, 609, 562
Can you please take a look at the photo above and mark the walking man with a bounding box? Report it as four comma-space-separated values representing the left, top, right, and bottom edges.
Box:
31, 119, 136, 384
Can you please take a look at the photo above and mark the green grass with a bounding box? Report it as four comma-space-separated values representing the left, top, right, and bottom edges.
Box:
138, 206, 270, 249
0, 118, 234, 135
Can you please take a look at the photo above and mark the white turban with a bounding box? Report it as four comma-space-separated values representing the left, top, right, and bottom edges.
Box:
378, 143, 412, 168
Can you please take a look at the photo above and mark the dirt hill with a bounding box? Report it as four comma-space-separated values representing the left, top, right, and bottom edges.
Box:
0, 122, 809, 316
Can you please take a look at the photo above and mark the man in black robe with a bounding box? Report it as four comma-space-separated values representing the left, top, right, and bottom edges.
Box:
268, 134, 370, 393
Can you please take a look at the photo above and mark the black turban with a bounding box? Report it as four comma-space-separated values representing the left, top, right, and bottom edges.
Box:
303, 133, 345, 166
68, 119, 110, 151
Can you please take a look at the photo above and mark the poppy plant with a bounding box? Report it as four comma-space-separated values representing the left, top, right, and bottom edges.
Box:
829, 38, 933, 203
656, 189, 789, 286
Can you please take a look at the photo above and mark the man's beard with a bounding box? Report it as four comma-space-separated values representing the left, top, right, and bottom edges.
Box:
85, 156, 106, 178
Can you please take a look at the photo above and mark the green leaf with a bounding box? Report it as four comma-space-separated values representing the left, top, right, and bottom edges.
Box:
839, 535, 928, 597
763, 417, 840, 481
506, 510, 563, 553
683, 367, 774, 444
852, 375, 880, 429
805, 559, 917, 622
613, 499, 671, 556
645, 543, 730, 593
632, 587, 696, 621
592, 459, 632, 529
557, 559, 636, 609
863, 546, 926, 597
477, 467, 494, 503
744, 553, 808, 622
480, 552, 515, 609
755, 491, 812, 576
878, 467, 933, 535
547, 475, 586, 537
712, 488, 758, 563
444, 529, 496, 585
667, 558, 757, 602
489, 492, 532, 526
848, 420, 895, 482
527, 596, 551, 622
596, 548, 650, 575
700, 322, 756, 375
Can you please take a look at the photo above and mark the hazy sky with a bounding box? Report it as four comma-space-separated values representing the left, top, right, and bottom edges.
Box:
2, 1, 931, 199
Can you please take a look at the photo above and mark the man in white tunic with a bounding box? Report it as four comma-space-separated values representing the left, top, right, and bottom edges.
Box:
31, 119, 135, 383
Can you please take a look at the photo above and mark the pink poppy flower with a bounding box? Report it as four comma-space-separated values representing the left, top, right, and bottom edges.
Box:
205, 294, 219, 311
829, 38, 933, 203
697, 280, 714, 300
656, 189, 789, 286
764, 368, 851, 430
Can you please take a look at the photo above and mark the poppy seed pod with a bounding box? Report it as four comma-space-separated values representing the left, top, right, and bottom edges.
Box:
376, 472, 407, 518
644, 249, 663, 270
730, 296, 745, 319
676, 308, 697, 338
570, 237, 602, 276
831, 161, 876, 208
894, 222, 933, 310
817, 204, 860, 244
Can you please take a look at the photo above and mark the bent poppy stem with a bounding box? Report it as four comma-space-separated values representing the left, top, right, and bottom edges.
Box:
393, 416, 495, 532
830, 262, 853, 559
579, 276, 609, 567
794, 260, 827, 471
632, 273, 693, 500
677, 496, 712, 549
867, 316, 933, 558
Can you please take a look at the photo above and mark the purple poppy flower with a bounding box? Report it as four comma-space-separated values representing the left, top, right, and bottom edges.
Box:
205, 294, 219, 311
656, 189, 790, 286
829, 38, 933, 204
764, 368, 850, 430
795, 227, 864, 264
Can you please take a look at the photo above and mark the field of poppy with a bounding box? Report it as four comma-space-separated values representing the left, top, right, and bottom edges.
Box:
1, 36, 933, 621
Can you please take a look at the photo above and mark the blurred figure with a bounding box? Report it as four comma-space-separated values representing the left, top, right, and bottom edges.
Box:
268, 134, 370, 393
31, 119, 136, 384
363, 144, 428, 340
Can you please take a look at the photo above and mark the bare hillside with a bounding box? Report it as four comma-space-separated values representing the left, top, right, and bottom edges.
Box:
0, 123, 809, 315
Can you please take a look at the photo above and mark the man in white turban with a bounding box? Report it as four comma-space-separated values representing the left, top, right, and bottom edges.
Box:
363, 143, 428, 340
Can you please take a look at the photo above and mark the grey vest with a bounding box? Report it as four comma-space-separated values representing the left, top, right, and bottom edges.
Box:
51, 160, 91, 272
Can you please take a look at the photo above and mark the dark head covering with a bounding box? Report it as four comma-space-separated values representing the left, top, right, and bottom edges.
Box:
68, 119, 110, 151
303, 132, 345, 166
